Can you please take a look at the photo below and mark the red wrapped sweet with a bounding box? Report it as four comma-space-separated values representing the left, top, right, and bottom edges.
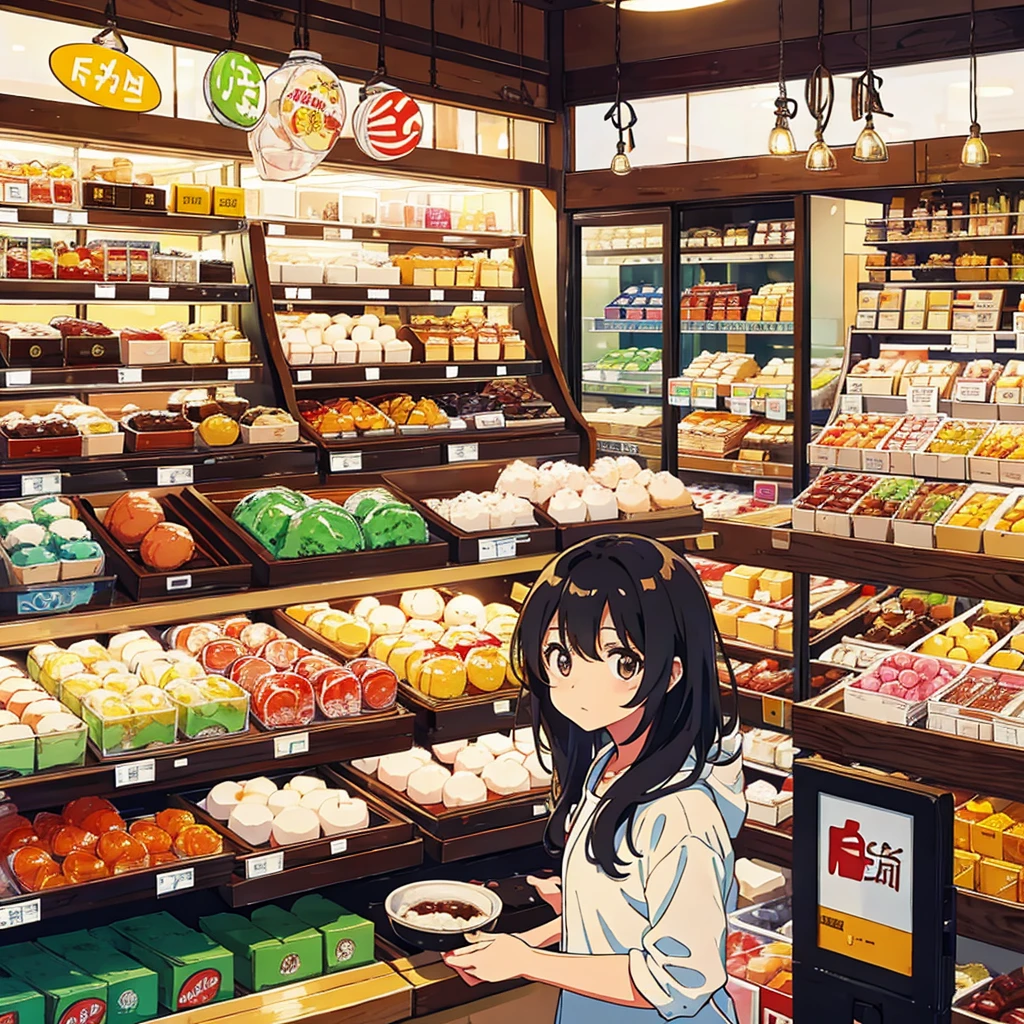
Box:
0, 827, 41, 856
239, 622, 283, 653
81, 809, 127, 835
200, 638, 246, 675
222, 617, 252, 639
311, 666, 361, 718
12, 847, 58, 890
231, 656, 274, 693
62, 851, 110, 883
252, 672, 315, 728
97, 830, 147, 867
260, 638, 307, 670
63, 795, 116, 827
51, 825, 98, 857
0, 814, 31, 838
348, 658, 399, 712
33, 812, 64, 842
294, 654, 338, 679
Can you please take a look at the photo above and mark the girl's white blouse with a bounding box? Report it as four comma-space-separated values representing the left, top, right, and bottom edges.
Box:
555, 732, 746, 1023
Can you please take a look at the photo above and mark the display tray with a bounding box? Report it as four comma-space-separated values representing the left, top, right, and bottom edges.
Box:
181, 485, 450, 587
555, 503, 705, 548
270, 579, 529, 746
0, 430, 82, 460
335, 763, 549, 863
0, 566, 117, 617
382, 462, 558, 564
173, 772, 415, 872
73, 492, 254, 600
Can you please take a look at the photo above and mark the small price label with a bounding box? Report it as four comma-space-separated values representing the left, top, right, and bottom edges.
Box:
267, 223, 285, 236
52, 209, 72, 224
0, 898, 40, 930
765, 397, 787, 421
284, 287, 298, 300
274, 732, 310, 758
364, 367, 380, 381
117, 367, 143, 384
955, 380, 987, 403
493, 699, 512, 715
496, 365, 508, 376
731, 396, 752, 417
166, 574, 192, 592
0, 207, 18, 224
478, 536, 518, 561
115, 758, 156, 788
1017, 332, 1024, 353
669, 393, 691, 408
330, 838, 348, 856
840, 394, 864, 414
5, 370, 31, 387
69, 210, 88, 226
157, 465, 194, 487
475, 412, 506, 430
445, 365, 459, 378
296, 369, 312, 383
245, 852, 284, 879
863, 452, 888, 473
227, 367, 248, 381
753, 481, 780, 504
1003, 462, 1024, 484
693, 394, 718, 410
94, 284, 116, 299
448, 442, 479, 463
20, 471, 61, 497
533, 804, 549, 818
323, 226, 354, 240
997, 386, 1022, 405
907, 385, 939, 414
367, 288, 390, 300
473, 290, 486, 302
148, 285, 170, 301
330, 452, 363, 473
430, 289, 445, 302
847, 378, 865, 395
156, 867, 195, 896
953, 331, 995, 353
297, 287, 312, 301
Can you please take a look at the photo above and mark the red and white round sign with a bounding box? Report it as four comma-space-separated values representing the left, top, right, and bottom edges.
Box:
354, 87, 424, 162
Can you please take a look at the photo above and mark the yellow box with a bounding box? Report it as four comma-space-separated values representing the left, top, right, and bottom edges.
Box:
722, 565, 763, 600
972, 812, 1016, 860
737, 613, 780, 649
979, 857, 1021, 900
954, 849, 980, 889
212, 185, 246, 217
760, 569, 793, 602
776, 622, 793, 652
171, 183, 213, 215
713, 601, 754, 638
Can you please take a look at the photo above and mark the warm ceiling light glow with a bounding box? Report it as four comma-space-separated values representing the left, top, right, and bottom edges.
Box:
605, 0, 730, 10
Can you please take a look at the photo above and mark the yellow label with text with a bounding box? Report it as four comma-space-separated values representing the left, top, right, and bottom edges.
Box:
50, 43, 161, 113
212, 186, 246, 218
171, 184, 213, 216
818, 906, 912, 977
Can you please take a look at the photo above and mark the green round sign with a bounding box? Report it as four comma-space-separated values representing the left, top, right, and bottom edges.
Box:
204, 50, 266, 129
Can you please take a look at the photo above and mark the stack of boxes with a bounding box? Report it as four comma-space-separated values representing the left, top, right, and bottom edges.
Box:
746, 283, 794, 323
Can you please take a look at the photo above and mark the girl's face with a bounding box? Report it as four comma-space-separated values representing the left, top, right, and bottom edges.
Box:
542, 607, 647, 733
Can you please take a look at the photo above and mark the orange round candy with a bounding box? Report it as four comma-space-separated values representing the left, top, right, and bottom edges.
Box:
11, 846, 57, 890
32, 812, 63, 842
62, 851, 110, 884
0, 827, 41, 856
38, 873, 70, 889
51, 825, 99, 858
173, 824, 223, 858
129, 821, 172, 854
154, 808, 194, 839
64, 796, 116, 827
97, 830, 145, 867
81, 810, 126, 835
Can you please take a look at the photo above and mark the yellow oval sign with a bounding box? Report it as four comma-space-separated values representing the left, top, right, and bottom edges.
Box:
50, 43, 162, 113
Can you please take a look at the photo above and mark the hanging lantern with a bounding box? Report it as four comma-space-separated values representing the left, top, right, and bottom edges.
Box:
203, 0, 265, 129
353, 84, 424, 162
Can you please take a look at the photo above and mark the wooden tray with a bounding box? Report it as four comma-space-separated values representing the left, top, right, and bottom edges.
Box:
333, 764, 549, 863
73, 491, 253, 600
121, 421, 196, 452
173, 772, 415, 872
181, 485, 450, 587
556, 503, 705, 548
0, 431, 82, 460
383, 461, 558, 564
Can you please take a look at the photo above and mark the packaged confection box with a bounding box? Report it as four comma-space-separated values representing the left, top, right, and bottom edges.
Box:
0, 974, 45, 1024
932, 484, 1010, 553
983, 489, 1024, 559
843, 654, 966, 726
2, 942, 108, 1024
290, 895, 376, 974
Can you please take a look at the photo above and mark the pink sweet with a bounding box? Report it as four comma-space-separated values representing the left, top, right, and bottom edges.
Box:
858, 676, 881, 692
893, 653, 914, 670
879, 681, 902, 696
898, 669, 920, 688
878, 667, 898, 683
913, 657, 940, 680
906, 684, 929, 702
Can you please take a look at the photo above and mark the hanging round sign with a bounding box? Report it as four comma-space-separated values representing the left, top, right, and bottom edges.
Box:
49, 42, 161, 113
353, 85, 424, 162
203, 50, 266, 129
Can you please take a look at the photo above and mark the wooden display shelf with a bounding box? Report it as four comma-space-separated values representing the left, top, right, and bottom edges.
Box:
732, 688, 793, 731
0, 281, 250, 303
677, 454, 794, 479
0, 711, 415, 813
0, 205, 247, 235
265, 220, 524, 249
289, 359, 544, 387
733, 819, 793, 867
272, 285, 525, 305
956, 888, 1024, 955
0, 362, 262, 393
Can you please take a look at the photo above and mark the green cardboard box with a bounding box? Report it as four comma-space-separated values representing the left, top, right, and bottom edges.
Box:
38, 931, 158, 1024
0, 974, 45, 1024
200, 911, 321, 992
2, 945, 106, 1024
248, 906, 323, 985
290, 895, 375, 973
101, 913, 233, 1012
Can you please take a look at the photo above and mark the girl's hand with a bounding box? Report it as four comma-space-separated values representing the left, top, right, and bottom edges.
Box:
443, 932, 536, 984
527, 875, 562, 915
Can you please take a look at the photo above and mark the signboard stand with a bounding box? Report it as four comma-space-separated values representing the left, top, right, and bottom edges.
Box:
793, 758, 955, 1024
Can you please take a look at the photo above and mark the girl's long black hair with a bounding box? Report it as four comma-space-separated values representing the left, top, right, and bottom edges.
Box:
511, 534, 739, 880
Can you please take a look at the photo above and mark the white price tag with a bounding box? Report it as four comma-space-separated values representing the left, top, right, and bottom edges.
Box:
173, 758, 188, 768
114, 758, 156, 788
952, 331, 995, 353
493, 699, 512, 715
1003, 463, 1024, 484
156, 867, 195, 896
496, 365, 508, 376
668, 394, 691, 408
94, 284, 116, 299
430, 289, 445, 302
53, 209, 71, 224
245, 852, 284, 879
297, 287, 312, 301
731, 396, 752, 417
330, 451, 363, 473
693, 394, 718, 410
445, 365, 459, 379
0, 207, 18, 224
448, 442, 479, 463
955, 380, 987, 403
284, 287, 298, 300
364, 367, 380, 381
5, 370, 31, 387
323, 226, 354, 240
1017, 332, 1024, 353
533, 804, 549, 818
267, 223, 285, 236
863, 453, 887, 473
906, 385, 939, 414
840, 394, 865, 414
20, 472, 61, 497
478, 536, 518, 561
475, 412, 505, 430
274, 732, 310, 758
367, 288, 390, 300
148, 286, 170, 301
847, 378, 865, 395
473, 290, 486, 302
166, 574, 192, 592
951, 333, 973, 353
766, 397, 787, 421
227, 367, 248, 381
117, 367, 143, 384
70, 211, 88, 226
0, 898, 40, 930
997, 386, 1022, 405
157, 465, 194, 487
296, 369, 312, 383
330, 838, 349, 856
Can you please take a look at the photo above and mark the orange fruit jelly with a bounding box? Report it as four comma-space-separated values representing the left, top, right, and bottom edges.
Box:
51, 825, 99, 858
154, 808, 195, 838
62, 851, 111, 884
11, 847, 57, 890
81, 809, 126, 835
0, 827, 42, 856
64, 796, 116, 827
129, 821, 172, 854
173, 824, 223, 858
97, 830, 146, 866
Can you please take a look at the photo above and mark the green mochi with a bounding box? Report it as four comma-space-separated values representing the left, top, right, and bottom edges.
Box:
277, 502, 365, 559
236, 491, 310, 555
360, 504, 428, 550
233, 488, 308, 531
342, 488, 395, 520
60, 540, 103, 562
11, 544, 57, 567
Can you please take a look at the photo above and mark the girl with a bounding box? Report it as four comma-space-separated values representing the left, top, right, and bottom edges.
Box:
444, 535, 745, 1023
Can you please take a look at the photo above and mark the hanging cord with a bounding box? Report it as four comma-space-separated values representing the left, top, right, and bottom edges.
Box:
603, 0, 637, 150
104, 0, 117, 23
429, 0, 437, 89
95, 0, 127, 50
774, 0, 796, 119
852, 0, 891, 120
228, 0, 239, 44
500, 2, 534, 106
969, 0, 980, 128
293, 0, 309, 51
377, 0, 388, 78
805, 0, 834, 134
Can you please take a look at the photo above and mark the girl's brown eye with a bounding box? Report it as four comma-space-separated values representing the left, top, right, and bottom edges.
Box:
612, 652, 642, 681
545, 644, 572, 678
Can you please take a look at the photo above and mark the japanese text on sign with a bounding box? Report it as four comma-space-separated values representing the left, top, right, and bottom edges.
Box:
204, 50, 266, 129
50, 43, 162, 113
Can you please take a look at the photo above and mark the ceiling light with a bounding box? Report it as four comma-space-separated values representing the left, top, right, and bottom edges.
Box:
767, 0, 797, 156
604, 0, 637, 177
962, 0, 989, 167
804, 0, 836, 172
851, 0, 890, 163
806, 135, 837, 172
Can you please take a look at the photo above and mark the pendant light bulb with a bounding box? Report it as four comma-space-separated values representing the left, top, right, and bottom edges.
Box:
853, 115, 889, 163
962, 122, 990, 166
611, 139, 632, 175
768, 121, 797, 156
806, 132, 837, 172
768, 0, 797, 157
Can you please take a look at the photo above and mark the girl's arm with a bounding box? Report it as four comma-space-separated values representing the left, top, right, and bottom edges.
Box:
516, 915, 563, 949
